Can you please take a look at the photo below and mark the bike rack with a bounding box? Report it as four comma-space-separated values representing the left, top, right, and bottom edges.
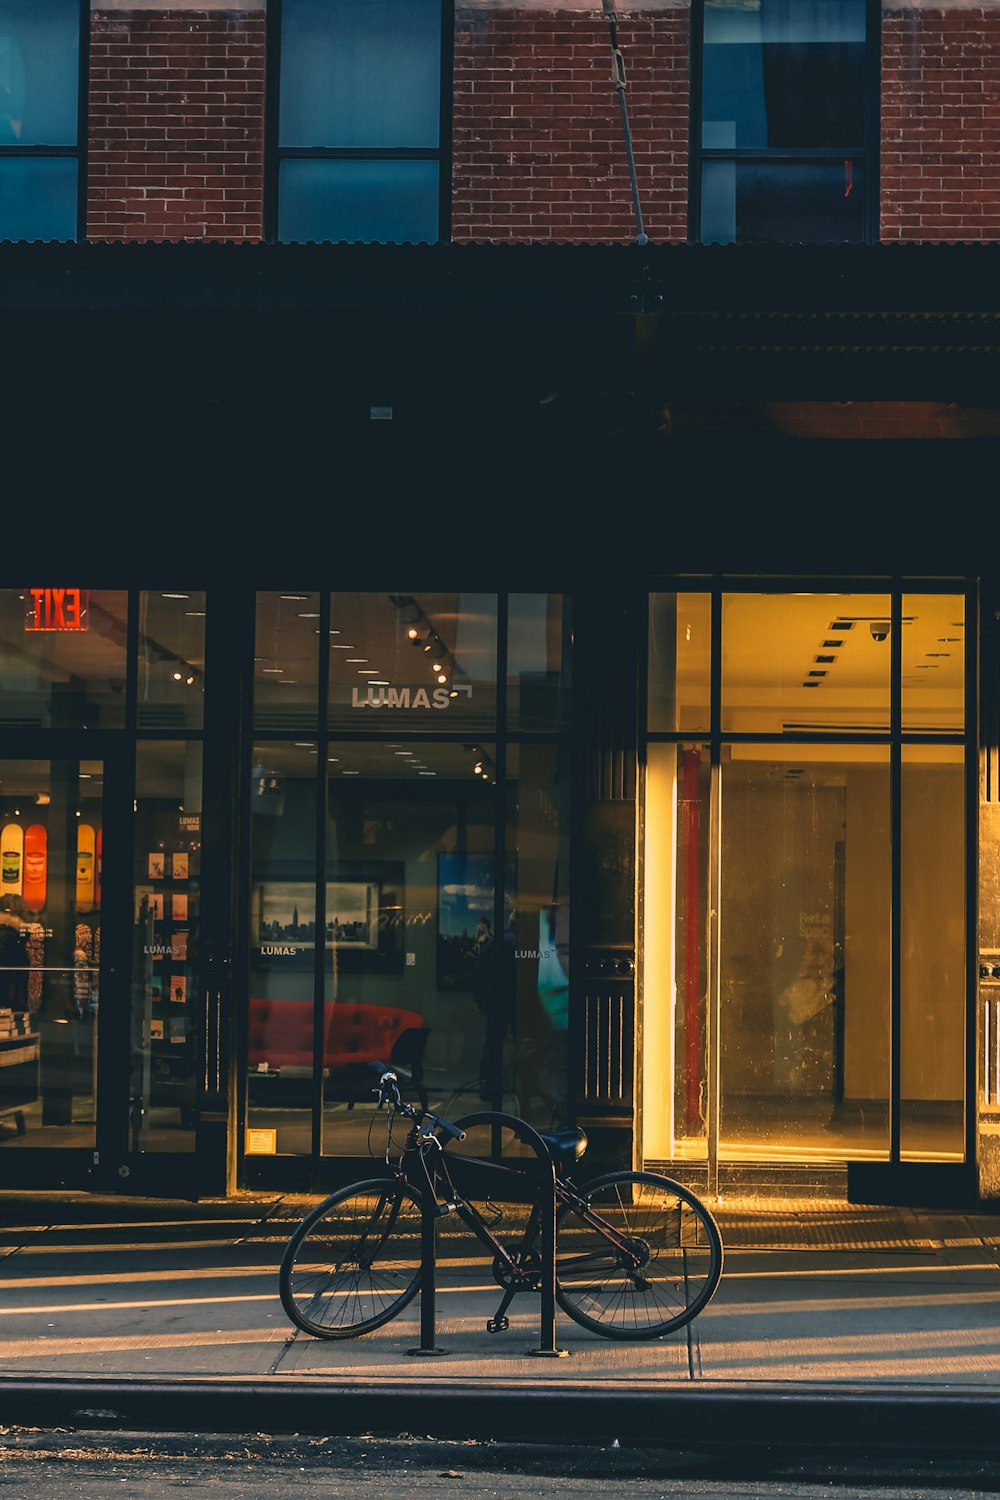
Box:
406, 1110, 568, 1359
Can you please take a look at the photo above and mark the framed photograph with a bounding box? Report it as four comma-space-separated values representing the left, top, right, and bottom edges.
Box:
148, 852, 165, 880
172, 852, 189, 880
172, 893, 189, 922
250, 862, 404, 975
170, 975, 186, 1005
437, 852, 495, 992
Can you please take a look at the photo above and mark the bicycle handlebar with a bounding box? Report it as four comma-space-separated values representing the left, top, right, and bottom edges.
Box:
370, 1062, 466, 1143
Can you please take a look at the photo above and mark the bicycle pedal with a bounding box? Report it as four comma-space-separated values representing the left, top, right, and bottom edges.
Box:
486, 1317, 509, 1333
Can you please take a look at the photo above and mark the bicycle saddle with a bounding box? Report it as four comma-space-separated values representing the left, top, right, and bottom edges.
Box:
537, 1127, 588, 1163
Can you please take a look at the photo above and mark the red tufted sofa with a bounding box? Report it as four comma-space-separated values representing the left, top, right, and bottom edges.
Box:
247, 998, 429, 1107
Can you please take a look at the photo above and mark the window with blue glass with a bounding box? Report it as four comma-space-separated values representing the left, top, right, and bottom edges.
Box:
695, 0, 876, 245
271, 0, 448, 245
0, 0, 83, 242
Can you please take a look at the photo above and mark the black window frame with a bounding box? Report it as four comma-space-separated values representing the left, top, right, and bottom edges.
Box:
0, 0, 88, 243
689, 0, 881, 247
264, 0, 454, 246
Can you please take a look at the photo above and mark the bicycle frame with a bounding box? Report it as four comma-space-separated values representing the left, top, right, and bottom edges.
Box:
396, 1129, 646, 1322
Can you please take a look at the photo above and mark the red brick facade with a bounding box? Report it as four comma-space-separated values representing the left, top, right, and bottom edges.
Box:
451, 3, 690, 244
882, 4, 1000, 242
81, 2, 1000, 246
88, 8, 265, 242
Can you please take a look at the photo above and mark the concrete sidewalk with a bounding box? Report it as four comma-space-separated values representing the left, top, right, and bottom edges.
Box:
3, 1189, 1000, 1450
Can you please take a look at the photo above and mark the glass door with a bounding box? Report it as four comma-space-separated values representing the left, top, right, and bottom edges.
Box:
0, 756, 105, 1158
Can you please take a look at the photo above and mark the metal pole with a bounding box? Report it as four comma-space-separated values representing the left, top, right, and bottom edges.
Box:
602, 0, 648, 245
527, 1151, 567, 1357
407, 1189, 448, 1356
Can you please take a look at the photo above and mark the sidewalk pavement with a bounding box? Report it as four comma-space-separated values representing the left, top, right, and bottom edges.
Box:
4, 1188, 1000, 1453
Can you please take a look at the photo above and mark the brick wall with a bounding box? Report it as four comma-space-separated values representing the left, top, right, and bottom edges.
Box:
452, 2, 690, 244
88, 7, 266, 242
882, 4, 1000, 242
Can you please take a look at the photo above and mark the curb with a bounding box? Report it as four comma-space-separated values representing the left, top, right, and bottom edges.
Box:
3, 1375, 1000, 1453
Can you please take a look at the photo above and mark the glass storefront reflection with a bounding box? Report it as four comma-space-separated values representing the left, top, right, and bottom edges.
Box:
129, 741, 202, 1152
0, 758, 102, 1147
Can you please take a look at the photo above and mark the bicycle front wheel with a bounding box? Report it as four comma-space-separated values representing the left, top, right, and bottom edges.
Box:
555, 1170, 722, 1341
279, 1177, 423, 1339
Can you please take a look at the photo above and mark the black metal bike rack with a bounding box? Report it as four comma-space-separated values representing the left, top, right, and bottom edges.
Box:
406, 1110, 567, 1359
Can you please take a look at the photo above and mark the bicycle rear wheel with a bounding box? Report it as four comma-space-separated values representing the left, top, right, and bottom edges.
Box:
279, 1177, 423, 1339
555, 1170, 722, 1340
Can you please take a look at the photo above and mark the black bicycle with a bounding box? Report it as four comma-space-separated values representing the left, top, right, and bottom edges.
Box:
279, 1065, 723, 1343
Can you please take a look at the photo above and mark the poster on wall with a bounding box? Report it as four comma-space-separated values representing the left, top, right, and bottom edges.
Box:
249, 863, 405, 974
437, 853, 494, 992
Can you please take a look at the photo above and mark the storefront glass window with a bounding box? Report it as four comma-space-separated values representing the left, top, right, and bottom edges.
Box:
507, 595, 571, 732
253, 592, 321, 731
137, 591, 206, 731
648, 593, 712, 734
504, 742, 571, 1133
327, 592, 497, 735
246, 741, 318, 1158
901, 593, 965, 735
900, 745, 965, 1161
0, 588, 127, 729
129, 742, 202, 1153
320, 741, 496, 1154
721, 592, 891, 733
718, 745, 891, 1161
0, 757, 101, 1149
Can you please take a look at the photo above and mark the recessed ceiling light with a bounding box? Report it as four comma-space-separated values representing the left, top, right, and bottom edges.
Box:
814, 655, 836, 664
822, 639, 843, 648
161, 593, 190, 599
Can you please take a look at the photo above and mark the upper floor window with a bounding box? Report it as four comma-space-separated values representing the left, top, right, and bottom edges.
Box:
271, 0, 447, 245
695, 0, 875, 245
0, 0, 83, 242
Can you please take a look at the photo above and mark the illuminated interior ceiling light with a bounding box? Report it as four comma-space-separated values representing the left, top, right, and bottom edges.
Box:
294, 742, 313, 747
261, 667, 283, 673
449, 690, 459, 698
185, 611, 206, 617
431, 662, 442, 672
408, 628, 420, 640
369, 679, 389, 685
280, 595, 310, 601
161, 593, 190, 599
297, 612, 320, 619
185, 676, 195, 685
172, 671, 183, 680
422, 639, 434, 652
437, 674, 448, 684
474, 762, 483, 774
346, 657, 367, 663
34, 793, 50, 805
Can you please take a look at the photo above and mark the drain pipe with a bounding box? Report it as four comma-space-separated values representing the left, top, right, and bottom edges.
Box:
602, 0, 648, 245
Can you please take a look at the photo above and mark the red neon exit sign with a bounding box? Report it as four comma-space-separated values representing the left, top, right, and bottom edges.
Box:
24, 588, 90, 632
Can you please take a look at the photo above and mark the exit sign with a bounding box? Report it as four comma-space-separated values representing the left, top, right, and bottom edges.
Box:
24, 588, 90, 632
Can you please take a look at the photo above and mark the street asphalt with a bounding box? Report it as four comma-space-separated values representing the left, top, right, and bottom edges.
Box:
3, 1187, 1000, 1453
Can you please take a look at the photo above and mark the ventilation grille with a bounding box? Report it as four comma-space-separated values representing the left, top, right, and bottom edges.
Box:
582, 990, 634, 1108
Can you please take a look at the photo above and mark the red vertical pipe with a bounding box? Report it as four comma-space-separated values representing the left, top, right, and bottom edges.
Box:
681, 748, 702, 1129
